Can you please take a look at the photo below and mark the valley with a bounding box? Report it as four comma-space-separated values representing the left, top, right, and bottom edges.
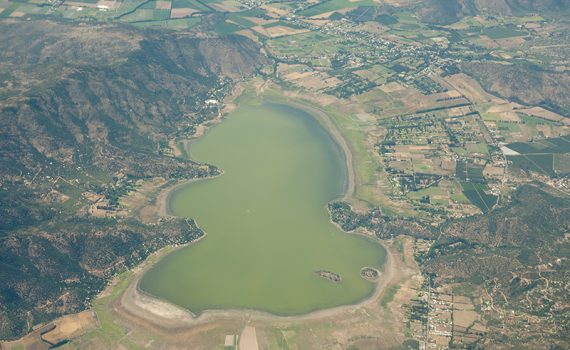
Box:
1, 0, 569, 349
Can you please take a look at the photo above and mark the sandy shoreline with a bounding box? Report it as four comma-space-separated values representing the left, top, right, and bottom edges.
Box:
156, 84, 355, 216
117, 237, 394, 330
155, 83, 245, 218
264, 95, 356, 202
156, 172, 224, 218
113, 81, 397, 330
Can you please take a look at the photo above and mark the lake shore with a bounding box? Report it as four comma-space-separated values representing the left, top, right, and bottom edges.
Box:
263, 95, 356, 202
117, 82, 397, 329
115, 236, 395, 332
154, 83, 245, 218
155, 82, 355, 218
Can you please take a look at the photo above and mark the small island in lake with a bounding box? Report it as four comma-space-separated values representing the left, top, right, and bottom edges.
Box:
314, 270, 342, 283
360, 267, 380, 281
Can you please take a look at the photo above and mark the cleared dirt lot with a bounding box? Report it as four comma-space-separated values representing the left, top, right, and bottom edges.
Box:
42, 311, 98, 344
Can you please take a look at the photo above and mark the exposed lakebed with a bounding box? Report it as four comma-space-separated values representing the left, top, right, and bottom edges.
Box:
140, 99, 386, 315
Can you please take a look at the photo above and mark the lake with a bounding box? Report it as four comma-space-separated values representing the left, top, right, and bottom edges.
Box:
139, 98, 386, 315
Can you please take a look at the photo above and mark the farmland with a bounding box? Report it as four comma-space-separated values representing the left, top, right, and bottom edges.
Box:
298, 0, 376, 17
506, 136, 570, 177
481, 26, 526, 39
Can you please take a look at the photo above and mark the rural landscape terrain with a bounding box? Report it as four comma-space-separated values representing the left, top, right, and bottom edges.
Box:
0, 0, 569, 349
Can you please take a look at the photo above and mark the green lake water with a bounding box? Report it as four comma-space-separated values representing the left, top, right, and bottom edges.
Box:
139, 100, 386, 315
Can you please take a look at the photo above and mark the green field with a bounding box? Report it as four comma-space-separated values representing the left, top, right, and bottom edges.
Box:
507, 136, 570, 154
0, 3, 18, 18
554, 153, 570, 175
508, 154, 555, 177
460, 182, 497, 213
172, 0, 211, 11
377, 14, 398, 25
270, 31, 338, 54
140, 99, 385, 315
456, 161, 485, 182
506, 136, 570, 177
299, 0, 376, 17
481, 26, 526, 39
212, 20, 243, 34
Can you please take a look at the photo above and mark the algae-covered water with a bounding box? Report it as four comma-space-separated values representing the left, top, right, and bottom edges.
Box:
139, 100, 385, 315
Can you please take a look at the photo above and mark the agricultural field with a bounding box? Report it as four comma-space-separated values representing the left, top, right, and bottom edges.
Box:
374, 91, 502, 215
0, 0, 273, 30
507, 135, 570, 154
298, 0, 376, 17
267, 31, 343, 65
506, 136, 570, 177
481, 105, 569, 143
480, 26, 527, 39
459, 181, 497, 213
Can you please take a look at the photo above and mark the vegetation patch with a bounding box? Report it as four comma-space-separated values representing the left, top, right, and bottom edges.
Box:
376, 14, 398, 25
506, 136, 570, 177
508, 154, 555, 177
213, 20, 243, 34
172, 0, 210, 11
460, 182, 497, 213
507, 136, 570, 154
315, 270, 342, 283
299, 0, 375, 17
360, 267, 379, 281
481, 26, 526, 39
380, 285, 400, 308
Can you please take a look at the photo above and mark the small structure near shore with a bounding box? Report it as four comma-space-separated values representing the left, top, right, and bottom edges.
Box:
360, 267, 380, 281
